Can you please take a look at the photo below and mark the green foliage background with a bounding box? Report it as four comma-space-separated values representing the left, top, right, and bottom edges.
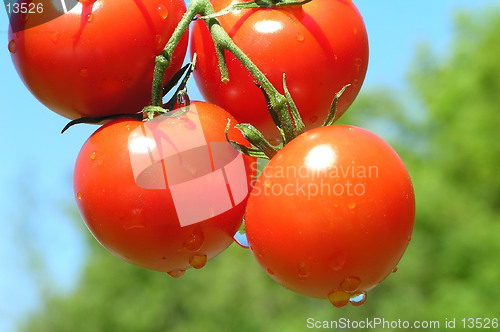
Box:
21, 7, 500, 332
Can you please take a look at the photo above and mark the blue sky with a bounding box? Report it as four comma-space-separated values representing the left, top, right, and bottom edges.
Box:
0, 1, 498, 331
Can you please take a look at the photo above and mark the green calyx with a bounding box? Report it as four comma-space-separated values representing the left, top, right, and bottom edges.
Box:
226, 83, 351, 160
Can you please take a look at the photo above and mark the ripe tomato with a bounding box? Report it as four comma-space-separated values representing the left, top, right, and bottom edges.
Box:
190, 0, 368, 140
8, 0, 188, 119
73, 102, 255, 275
245, 125, 415, 306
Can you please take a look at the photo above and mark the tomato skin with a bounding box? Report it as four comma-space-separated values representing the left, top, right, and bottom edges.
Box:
190, 0, 368, 140
74, 102, 255, 273
8, 0, 188, 119
245, 125, 415, 299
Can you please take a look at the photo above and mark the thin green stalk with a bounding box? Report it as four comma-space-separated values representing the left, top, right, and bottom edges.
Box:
151, 0, 205, 107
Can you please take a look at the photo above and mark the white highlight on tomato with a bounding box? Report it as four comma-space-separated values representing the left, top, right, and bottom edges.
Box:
254, 20, 283, 34
305, 144, 337, 172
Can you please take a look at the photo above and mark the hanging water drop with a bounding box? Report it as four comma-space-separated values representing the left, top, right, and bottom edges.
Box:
189, 254, 207, 269
392, 266, 398, 273
349, 291, 367, 306
8, 40, 16, 54
328, 290, 350, 308
296, 33, 305, 42
77, 192, 82, 200
309, 115, 319, 124
87, 13, 94, 22
167, 270, 185, 278
90, 151, 96, 160
233, 231, 249, 249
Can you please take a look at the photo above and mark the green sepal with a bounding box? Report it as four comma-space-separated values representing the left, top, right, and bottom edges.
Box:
235, 123, 280, 159
323, 84, 351, 127
283, 73, 305, 136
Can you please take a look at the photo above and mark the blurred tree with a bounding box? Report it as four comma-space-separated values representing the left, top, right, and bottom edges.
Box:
22, 5, 500, 332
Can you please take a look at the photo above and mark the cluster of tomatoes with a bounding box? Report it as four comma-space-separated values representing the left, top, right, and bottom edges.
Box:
8, 0, 415, 308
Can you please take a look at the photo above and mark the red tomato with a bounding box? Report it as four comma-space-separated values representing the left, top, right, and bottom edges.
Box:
190, 0, 368, 140
74, 102, 255, 275
8, 0, 188, 119
245, 125, 415, 306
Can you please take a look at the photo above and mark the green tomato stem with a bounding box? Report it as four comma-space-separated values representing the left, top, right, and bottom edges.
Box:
151, 0, 205, 107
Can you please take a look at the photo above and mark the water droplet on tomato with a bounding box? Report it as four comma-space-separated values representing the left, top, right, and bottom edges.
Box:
352, 79, 360, 87
349, 291, 367, 306
309, 115, 319, 124
266, 268, 274, 275
407, 235, 412, 242
296, 33, 305, 42
233, 231, 249, 249
51, 32, 60, 44
329, 252, 346, 271
183, 229, 204, 252
348, 202, 357, 210
80, 68, 89, 78
328, 290, 350, 308
167, 270, 185, 278
189, 254, 207, 269
86, 13, 94, 22
155, 34, 163, 48
158, 5, 169, 20
90, 151, 96, 160
392, 266, 398, 273
355, 58, 363, 71
77, 192, 82, 200
264, 179, 272, 189
353, 28, 358, 35
8, 40, 16, 54
340, 276, 361, 292
297, 263, 311, 280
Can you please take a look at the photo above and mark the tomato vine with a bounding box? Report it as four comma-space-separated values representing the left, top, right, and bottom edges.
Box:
147, 0, 314, 147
